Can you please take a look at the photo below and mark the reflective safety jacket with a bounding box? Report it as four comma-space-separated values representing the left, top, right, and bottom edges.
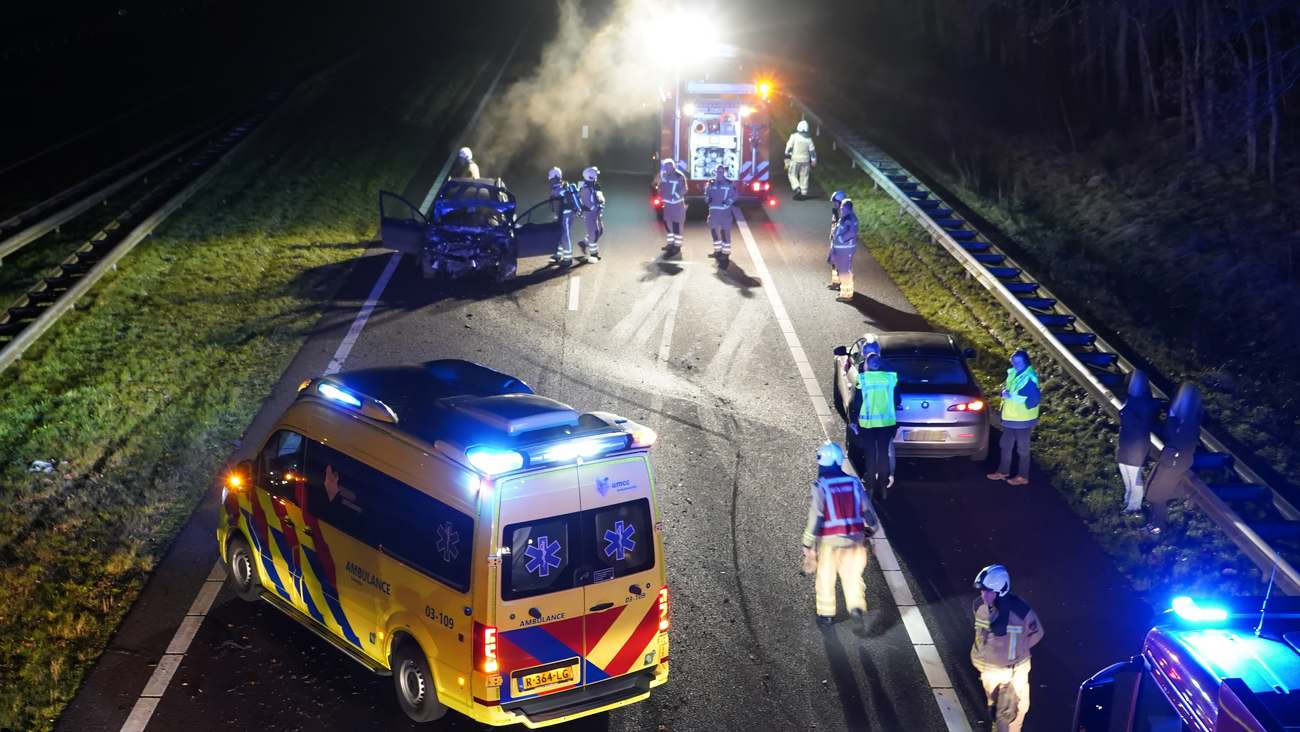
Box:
550, 181, 581, 216
832, 213, 858, 250
579, 181, 605, 213
454, 159, 480, 179
1001, 366, 1041, 428
857, 370, 899, 428
802, 467, 878, 547
971, 593, 1044, 670
659, 172, 688, 205
705, 178, 737, 210
785, 131, 817, 164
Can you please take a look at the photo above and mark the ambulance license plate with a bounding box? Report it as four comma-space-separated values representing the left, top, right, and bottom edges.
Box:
517, 663, 579, 693
905, 429, 948, 442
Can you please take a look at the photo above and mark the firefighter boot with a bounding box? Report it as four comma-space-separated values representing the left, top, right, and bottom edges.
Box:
837, 273, 854, 301
829, 267, 840, 290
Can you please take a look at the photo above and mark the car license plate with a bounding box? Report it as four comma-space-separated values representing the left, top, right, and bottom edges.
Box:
905, 429, 948, 442
517, 663, 579, 693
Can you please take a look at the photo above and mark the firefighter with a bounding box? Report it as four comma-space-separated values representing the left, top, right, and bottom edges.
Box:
828, 198, 858, 300
658, 159, 688, 255
454, 147, 480, 179
848, 351, 900, 500
578, 166, 604, 262
987, 350, 1041, 486
704, 163, 738, 261
1145, 382, 1202, 533
547, 167, 580, 267
972, 564, 1044, 732
784, 119, 817, 199
801, 441, 879, 626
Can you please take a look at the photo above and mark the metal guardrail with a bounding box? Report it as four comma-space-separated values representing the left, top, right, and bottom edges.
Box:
790, 96, 1300, 594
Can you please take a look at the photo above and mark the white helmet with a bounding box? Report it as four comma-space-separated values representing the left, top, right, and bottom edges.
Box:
796, 120, 810, 133
714, 163, 729, 178
582, 166, 600, 182
816, 441, 845, 467
660, 158, 675, 173
547, 166, 563, 181
974, 564, 1011, 596
457, 146, 473, 161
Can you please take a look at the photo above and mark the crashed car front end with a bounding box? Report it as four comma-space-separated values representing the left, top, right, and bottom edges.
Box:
422, 224, 515, 279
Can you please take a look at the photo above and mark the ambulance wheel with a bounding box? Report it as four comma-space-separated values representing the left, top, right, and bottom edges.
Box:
392, 640, 447, 723
225, 536, 262, 602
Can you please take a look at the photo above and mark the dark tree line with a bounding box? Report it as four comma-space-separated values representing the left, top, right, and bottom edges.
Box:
901, 0, 1300, 184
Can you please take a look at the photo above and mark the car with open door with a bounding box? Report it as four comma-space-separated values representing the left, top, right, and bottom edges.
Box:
379, 178, 561, 282
832, 331, 989, 461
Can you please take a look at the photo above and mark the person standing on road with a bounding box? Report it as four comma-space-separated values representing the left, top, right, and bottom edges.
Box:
578, 166, 604, 262
454, 147, 480, 179
828, 198, 858, 301
987, 350, 1041, 486
848, 352, 900, 500
547, 167, 581, 267
658, 159, 688, 256
1117, 370, 1158, 514
784, 120, 817, 199
1145, 382, 1202, 533
705, 163, 738, 262
972, 564, 1044, 732
802, 441, 879, 626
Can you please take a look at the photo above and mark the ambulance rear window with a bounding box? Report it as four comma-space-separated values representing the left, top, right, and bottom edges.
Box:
501, 498, 654, 601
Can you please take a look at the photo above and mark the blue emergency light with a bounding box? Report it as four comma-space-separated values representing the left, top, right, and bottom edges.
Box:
465, 447, 524, 476
540, 434, 630, 464
1172, 596, 1229, 623
318, 382, 362, 408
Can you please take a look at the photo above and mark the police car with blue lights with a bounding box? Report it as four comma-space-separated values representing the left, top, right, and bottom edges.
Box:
1074, 595, 1300, 731
217, 360, 670, 727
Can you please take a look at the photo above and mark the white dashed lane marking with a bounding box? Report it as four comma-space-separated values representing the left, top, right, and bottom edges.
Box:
568, 275, 581, 311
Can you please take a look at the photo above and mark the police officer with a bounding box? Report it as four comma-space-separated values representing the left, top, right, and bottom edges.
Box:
547, 167, 581, 267
1145, 382, 1202, 533
578, 166, 604, 262
972, 564, 1044, 732
802, 441, 879, 626
987, 350, 1041, 486
454, 147, 480, 179
704, 163, 737, 262
848, 351, 900, 500
1117, 370, 1158, 513
784, 119, 817, 199
658, 158, 688, 255
829, 198, 858, 301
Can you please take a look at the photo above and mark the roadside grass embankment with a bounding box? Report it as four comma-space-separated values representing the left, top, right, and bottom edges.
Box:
0, 29, 481, 730
775, 113, 1265, 603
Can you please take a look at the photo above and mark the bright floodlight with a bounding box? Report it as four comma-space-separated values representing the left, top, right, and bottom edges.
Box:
1171, 596, 1228, 623
637, 6, 717, 69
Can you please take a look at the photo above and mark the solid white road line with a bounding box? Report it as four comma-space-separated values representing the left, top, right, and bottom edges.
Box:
733, 208, 972, 732
119, 33, 524, 732
568, 275, 581, 311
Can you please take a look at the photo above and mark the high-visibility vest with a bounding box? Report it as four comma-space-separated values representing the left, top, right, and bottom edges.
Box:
858, 370, 898, 428
1002, 367, 1040, 423
816, 475, 866, 538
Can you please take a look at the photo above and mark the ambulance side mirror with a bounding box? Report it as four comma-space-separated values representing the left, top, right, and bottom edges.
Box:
832, 346, 848, 357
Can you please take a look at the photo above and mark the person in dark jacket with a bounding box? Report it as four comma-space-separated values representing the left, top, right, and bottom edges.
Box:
1145, 382, 1202, 533
1117, 370, 1158, 513
987, 350, 1042, 486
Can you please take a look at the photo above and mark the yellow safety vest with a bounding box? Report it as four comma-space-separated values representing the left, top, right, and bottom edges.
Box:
1002, 367, 1040, 423
858, 371, 898, 428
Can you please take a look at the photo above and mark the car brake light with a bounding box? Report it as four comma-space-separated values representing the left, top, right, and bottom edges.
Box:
766, 197, 777, 207
474, 622, 499, 673
948, 400, 986, 412
751, 181, 762, 192
652, 197, 662, 208
658, 586, 670, 632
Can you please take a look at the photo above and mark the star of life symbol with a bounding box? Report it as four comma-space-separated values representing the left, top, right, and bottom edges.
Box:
603, 520, 636, 561
524, 536, 563, 578
435, 521, 459, 563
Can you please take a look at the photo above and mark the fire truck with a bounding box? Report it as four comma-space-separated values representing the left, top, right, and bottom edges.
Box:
1074, 595, 1300, 731
651, 51, 776, 210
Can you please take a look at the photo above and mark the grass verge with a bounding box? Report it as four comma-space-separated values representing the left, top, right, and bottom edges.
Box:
775, 112, 1266, 603
0, 12, 485, 728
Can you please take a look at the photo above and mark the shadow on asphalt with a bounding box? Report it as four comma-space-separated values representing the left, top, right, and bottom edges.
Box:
716, 258, 760, 296
840, 292, 931, 332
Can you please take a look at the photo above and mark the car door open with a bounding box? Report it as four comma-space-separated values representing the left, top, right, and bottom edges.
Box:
378, 191, 428, 256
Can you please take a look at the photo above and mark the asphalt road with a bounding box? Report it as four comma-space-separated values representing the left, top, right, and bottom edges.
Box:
59, 44, 1155, 732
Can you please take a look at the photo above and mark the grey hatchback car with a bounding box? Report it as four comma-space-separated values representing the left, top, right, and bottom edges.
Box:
833, 331, 989, 461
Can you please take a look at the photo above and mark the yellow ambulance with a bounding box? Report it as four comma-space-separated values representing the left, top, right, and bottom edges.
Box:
216, 360, 670, 726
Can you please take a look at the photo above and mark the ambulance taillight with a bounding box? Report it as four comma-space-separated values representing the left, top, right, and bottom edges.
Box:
658, 586, 670, 632
474, 622, 499, 673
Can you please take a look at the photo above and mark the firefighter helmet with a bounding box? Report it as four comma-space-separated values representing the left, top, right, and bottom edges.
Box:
582, 166, 600, 182
457, 147, 473, 161
797, 120, 810, 133
816, 441, 845, 467
840, 199, 855, 217
660, 158, 675, 173
831, 190, 847, 207
974, 564, 1011, 596
547, 166, 563, 181
715, 163, 728, 179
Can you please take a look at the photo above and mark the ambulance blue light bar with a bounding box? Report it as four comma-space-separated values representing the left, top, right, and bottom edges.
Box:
1172, 596, 1228, 624
537, 433, 631, 465
318, 382, 362, 407
465, 447, 524, 476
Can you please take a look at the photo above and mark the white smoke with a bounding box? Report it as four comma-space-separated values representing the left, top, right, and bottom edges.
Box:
472, 0, 678, 170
